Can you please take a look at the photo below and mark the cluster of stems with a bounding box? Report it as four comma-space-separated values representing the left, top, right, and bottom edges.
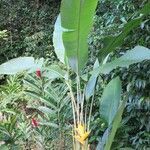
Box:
65, 68, 95, 150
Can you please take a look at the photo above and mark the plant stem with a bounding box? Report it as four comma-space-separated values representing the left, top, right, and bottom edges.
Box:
77, 74, 80, 123
66, 81, 77, 128
81, 87, 85, 125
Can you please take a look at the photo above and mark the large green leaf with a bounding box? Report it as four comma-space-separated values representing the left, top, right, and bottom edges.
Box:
58, 0, 98, 73
100, 77, 122, 125
99, 46, 150, 74
0, 57, 35, 75
98, 2, 150, 61
53, 15, 66, 64
103, 99, 127, 150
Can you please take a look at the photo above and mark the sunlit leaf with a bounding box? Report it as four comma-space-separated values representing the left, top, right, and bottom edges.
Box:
54, 0, 98, 73
0, 57, 35, 75
99, 46, 150, 74
53, 15, 66, 64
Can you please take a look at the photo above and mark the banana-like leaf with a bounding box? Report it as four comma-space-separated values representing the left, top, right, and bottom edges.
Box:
103, 99, 127, 150
97, 99, 126, 150
54, 0, 98, 73
53, 15, 66, 64
99, 46, 150, 74
0, 57, 35, 75
85, 59, 99, 100
100, 77, 122, 125
98, 2, 150, 61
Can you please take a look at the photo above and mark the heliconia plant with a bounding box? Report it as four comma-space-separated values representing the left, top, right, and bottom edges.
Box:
0, 1, 150, 150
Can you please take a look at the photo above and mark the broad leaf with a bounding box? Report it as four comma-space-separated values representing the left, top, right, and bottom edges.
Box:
58, 0, 98, 73
100, 77, 122, 125
103, 99, 127, 150
99, 46, 150, 74
0, 57, 35, 75
85, 59, 99, 100
53, 15, 66, 63
98, 2, 150, 61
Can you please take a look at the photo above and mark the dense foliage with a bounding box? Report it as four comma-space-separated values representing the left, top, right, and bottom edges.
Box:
0, 0, 60, 64
90, 1, 150, 149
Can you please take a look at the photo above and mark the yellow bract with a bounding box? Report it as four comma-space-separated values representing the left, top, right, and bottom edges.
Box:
74, 124, 90, 145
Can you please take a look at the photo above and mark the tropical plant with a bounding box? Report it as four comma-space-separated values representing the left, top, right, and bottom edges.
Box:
23, 72, 73, 149
0, 1, 150, 150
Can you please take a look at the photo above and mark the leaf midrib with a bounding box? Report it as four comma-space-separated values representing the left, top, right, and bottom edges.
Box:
76, 0, 82, 73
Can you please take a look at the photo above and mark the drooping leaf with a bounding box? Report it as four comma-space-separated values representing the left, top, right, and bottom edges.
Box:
99, 46, 150, 74
85, 59, 99, 100
57, 0, 98, 73
0, 57, 35, 75
100, 77, 122, 125
99, 18, 142, 61
98, 2, 150, 61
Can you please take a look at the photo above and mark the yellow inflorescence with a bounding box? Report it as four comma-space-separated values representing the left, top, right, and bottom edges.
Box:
74, 124, 90, 145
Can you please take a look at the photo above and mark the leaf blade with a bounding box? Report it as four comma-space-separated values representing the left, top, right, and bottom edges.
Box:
0, 57, 35, 75
99, 46, 150, 74
98, 2, 150, 61
59, 0, 98, 73
100, 77, 122, 125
